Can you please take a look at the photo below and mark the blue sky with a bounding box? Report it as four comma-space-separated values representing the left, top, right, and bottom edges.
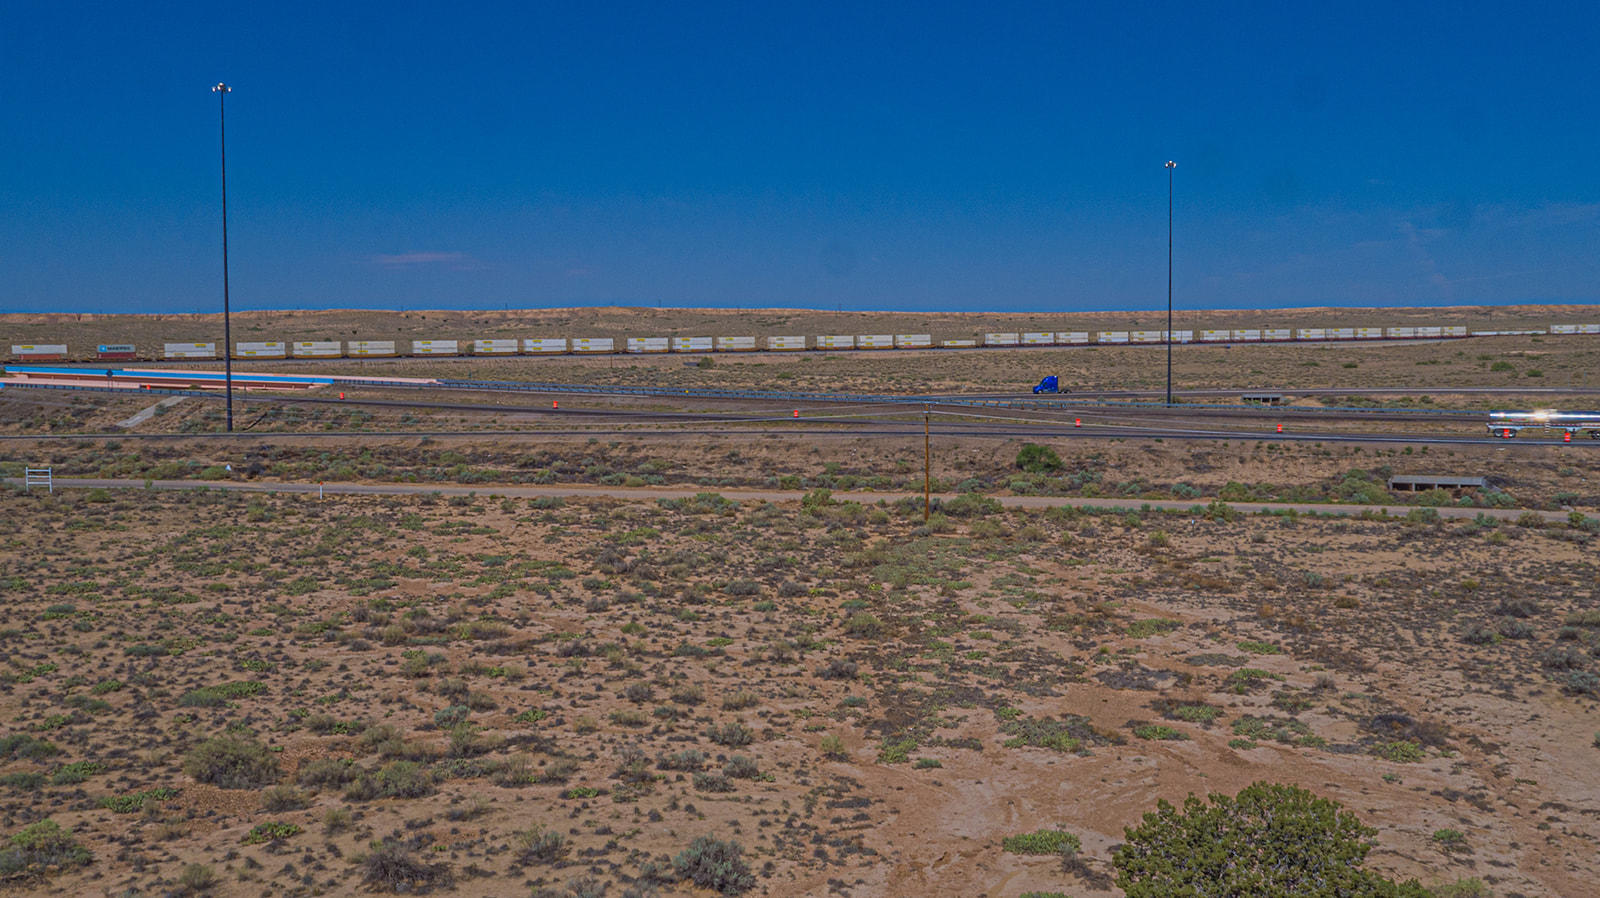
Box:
3, 1, 1597, 315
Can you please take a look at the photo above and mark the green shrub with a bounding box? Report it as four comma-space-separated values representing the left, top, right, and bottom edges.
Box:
241, 821, 302, 844
178, 680, 265, 708
1133, 724, 1188, 741
1113, 782, 1429, 897
50, 761, 104, 785
1373, 740, 1425, 763
183, 735, 281, 789
673, 835, 756, 894
344, 760, 435, 800
513, 825, 568, 865
100, 787, 178, 812
707, 722, 753, 747
1001, 828, 1081, 857
1016, 443, 1063, 473
1169, 704, 1221, 724
0, 734, 59, 761
0, 819, 92, 880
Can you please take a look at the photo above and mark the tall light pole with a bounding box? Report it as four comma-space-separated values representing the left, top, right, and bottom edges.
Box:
1165, 160, 1176, 406
213, 82, 235, 432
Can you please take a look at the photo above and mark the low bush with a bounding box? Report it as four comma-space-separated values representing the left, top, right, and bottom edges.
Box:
0, 819, 92, 880
513, 825, 568, 865
673, 835, 756, 894
361, 837, 452, 892
183, 735, 281, 789
1001, 828, 1081, 857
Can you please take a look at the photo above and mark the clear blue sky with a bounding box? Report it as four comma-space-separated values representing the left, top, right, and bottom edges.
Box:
3, 1, 1597, 315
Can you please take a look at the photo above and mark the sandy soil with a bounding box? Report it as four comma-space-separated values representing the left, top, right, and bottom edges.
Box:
0, 478, 1596, 897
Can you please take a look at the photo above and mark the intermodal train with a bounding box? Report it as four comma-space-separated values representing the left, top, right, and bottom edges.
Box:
6, 322, 1597, 363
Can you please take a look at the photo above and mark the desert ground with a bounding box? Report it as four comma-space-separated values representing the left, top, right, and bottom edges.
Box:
2, 306, 1598, 897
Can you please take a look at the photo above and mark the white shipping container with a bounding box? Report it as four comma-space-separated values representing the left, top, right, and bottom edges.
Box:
1441, 326, 1467, 337
1098, 331, 1130, 344
717, 336, 759, 351
1416, 326, 1443, 338
1550, 324, 1579, 335
292, 341, 342, 358
670, 337, 714, 353
412, 340, 459, 356
817, 335, 856, 349
894, 334, 933, 349
347, 341, 396, 357
857, 334, 894, 349
164, 342, 217, 359
1199, 329, 1231, 342
1168, 330, 1194, 343
1386, 327, 1416, 339
523, 338, 569, 354
1262, 328, 1292, 341
1578, 324, 1600, 335
1232, 329, 1262, 342
1355, 327, 1382, 339
764, 336, 806, 351
626, 337, 670, 353
983, 332, 1020, 347
1296, 328, 1326, 341
941, 339, 978, 348
472, 339, 519, 355
1020, 332, 1054, 346
235, 341, 287, 358
571, 338, 616, 353
1130, 330, 1162, 344
1056, 331, 1090, 345
1327, 328, 1355, 340
11, 344, 68, 357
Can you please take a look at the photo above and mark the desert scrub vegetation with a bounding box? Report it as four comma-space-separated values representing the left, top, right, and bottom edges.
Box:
182, 735, 281, 788
0, 473, 1595, 894
0, 819, 92, 880
1113, 783, 1429, 897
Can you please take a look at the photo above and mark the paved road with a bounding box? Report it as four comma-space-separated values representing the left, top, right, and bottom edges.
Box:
6, 477, 1583, 523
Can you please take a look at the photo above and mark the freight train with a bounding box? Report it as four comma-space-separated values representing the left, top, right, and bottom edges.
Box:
7, 322, 1598, 363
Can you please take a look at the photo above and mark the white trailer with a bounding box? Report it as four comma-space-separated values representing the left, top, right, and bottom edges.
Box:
717, 336, 759, 352
348, 341, 397, 357
523, 338, 570, 355
235, 342, 287, 359
572, 338, 616, 354
164, 342, 218, 360
472, 339, 519, 355
412, 340, 459, 356
292, 341, 342, 358
625, 337, 670, 354
670, 337, 714, 353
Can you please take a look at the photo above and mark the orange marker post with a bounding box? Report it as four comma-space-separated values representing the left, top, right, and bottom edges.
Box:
1564, 431, 1572, 443
1276, 423, 1283, 434
553, 400, 559, 409
1074, 418, 1081, 428
793, 410, 799, 418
